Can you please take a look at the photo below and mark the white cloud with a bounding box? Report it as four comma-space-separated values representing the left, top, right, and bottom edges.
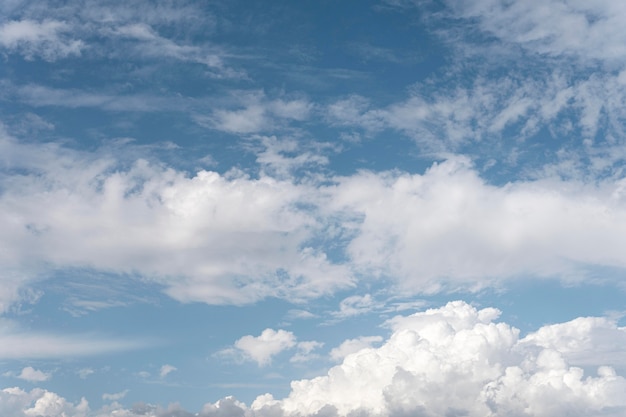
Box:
0, 317, 148, 359
2, 300, 626, 416
290, 341, 324, 363
102, 389, 129, 402
5, 128, 626, 309
329, 336, 383, 362
0, 387, 89, 417
159, 364, 177, 378
446, 0, 626, 65
0, 19, 84, 61
77, 368, 94, 379
332, 294, 378, 319
13, 367, 51, 382
0, 132, 352, 309
250, 301, 626, 417
232, 329, 297, 366
206, 91, 313, 134
328, 156, 626, 293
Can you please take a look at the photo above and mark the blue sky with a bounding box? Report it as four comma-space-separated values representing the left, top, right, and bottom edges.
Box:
1, 0, 626, 416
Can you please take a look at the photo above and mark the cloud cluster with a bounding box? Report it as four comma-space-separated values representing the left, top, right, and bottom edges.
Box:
251, 301, 626, 417
222, 328, 322, 366
2, 302, 625, 416
4, 128, 626, 310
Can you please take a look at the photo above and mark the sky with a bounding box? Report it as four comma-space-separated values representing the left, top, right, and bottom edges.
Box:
1, 0, 626, 416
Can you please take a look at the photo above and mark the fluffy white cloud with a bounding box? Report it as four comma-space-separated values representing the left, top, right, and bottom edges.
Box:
328, 156, 626, 293
1, 302, 625, 416
329, 336, 383, 362
5, 128, 626, 309
231, 329, 297, 366
0, 387, 88, 417
251, 301, 626, 417
0, 132, 352, 309
16, 367, 50, 383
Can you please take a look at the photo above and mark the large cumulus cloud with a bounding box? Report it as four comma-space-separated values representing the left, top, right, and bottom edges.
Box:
2, 301, 625, 417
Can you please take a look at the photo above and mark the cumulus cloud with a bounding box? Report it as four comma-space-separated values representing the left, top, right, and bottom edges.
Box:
230, 329, 297, 366
290, 341, 325, 363
15, 367, 50, 382
5, 128, 626, 309
329, 336, 383, 362
0, 132, 352, 309
251, 301, 626, 417
2, 302, 625, 416
328, 156, 626, 293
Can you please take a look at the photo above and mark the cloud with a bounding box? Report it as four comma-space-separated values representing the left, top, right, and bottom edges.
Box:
0, 19, 84, 61
445, 0, 626, 65
76, 368, 94, 379
203, 92, 313, 134
329, 336, 383, 362
159, 364, 177, 378
14, 367, 51, 382
231, 329, 297, 366
5, 128, 626, 310
328, 156, 626, 293
102, 389, 129, 402
250, 301, 626, 417
0, 317, 148, 359
3, 302, 624, 416
332, 294, 378, 319
0, 387, 89, 417
0, 132, 353, 309
290, 341, 325, 364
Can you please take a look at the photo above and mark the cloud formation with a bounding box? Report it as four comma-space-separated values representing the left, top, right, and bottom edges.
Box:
231, 329, 297, 366
4, 129, 626, 310
16, 367, 50, 383
2, 302, 625, 416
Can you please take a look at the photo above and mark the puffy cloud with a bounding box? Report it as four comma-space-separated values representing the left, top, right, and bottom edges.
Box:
1, 302, 625, 416
0, 19, 84, 61
290, 341, 325, 363
5, 128, 626, 309
159, 364, 177, 378
231, 329, 297, 366
250, 301, 626, 417
332, 294, 378, 319
16, 367, 50, 382
0, 132, 352, 310
0, 387, 88, 417
329, 336, 383, 362
328, 156, 626, 293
